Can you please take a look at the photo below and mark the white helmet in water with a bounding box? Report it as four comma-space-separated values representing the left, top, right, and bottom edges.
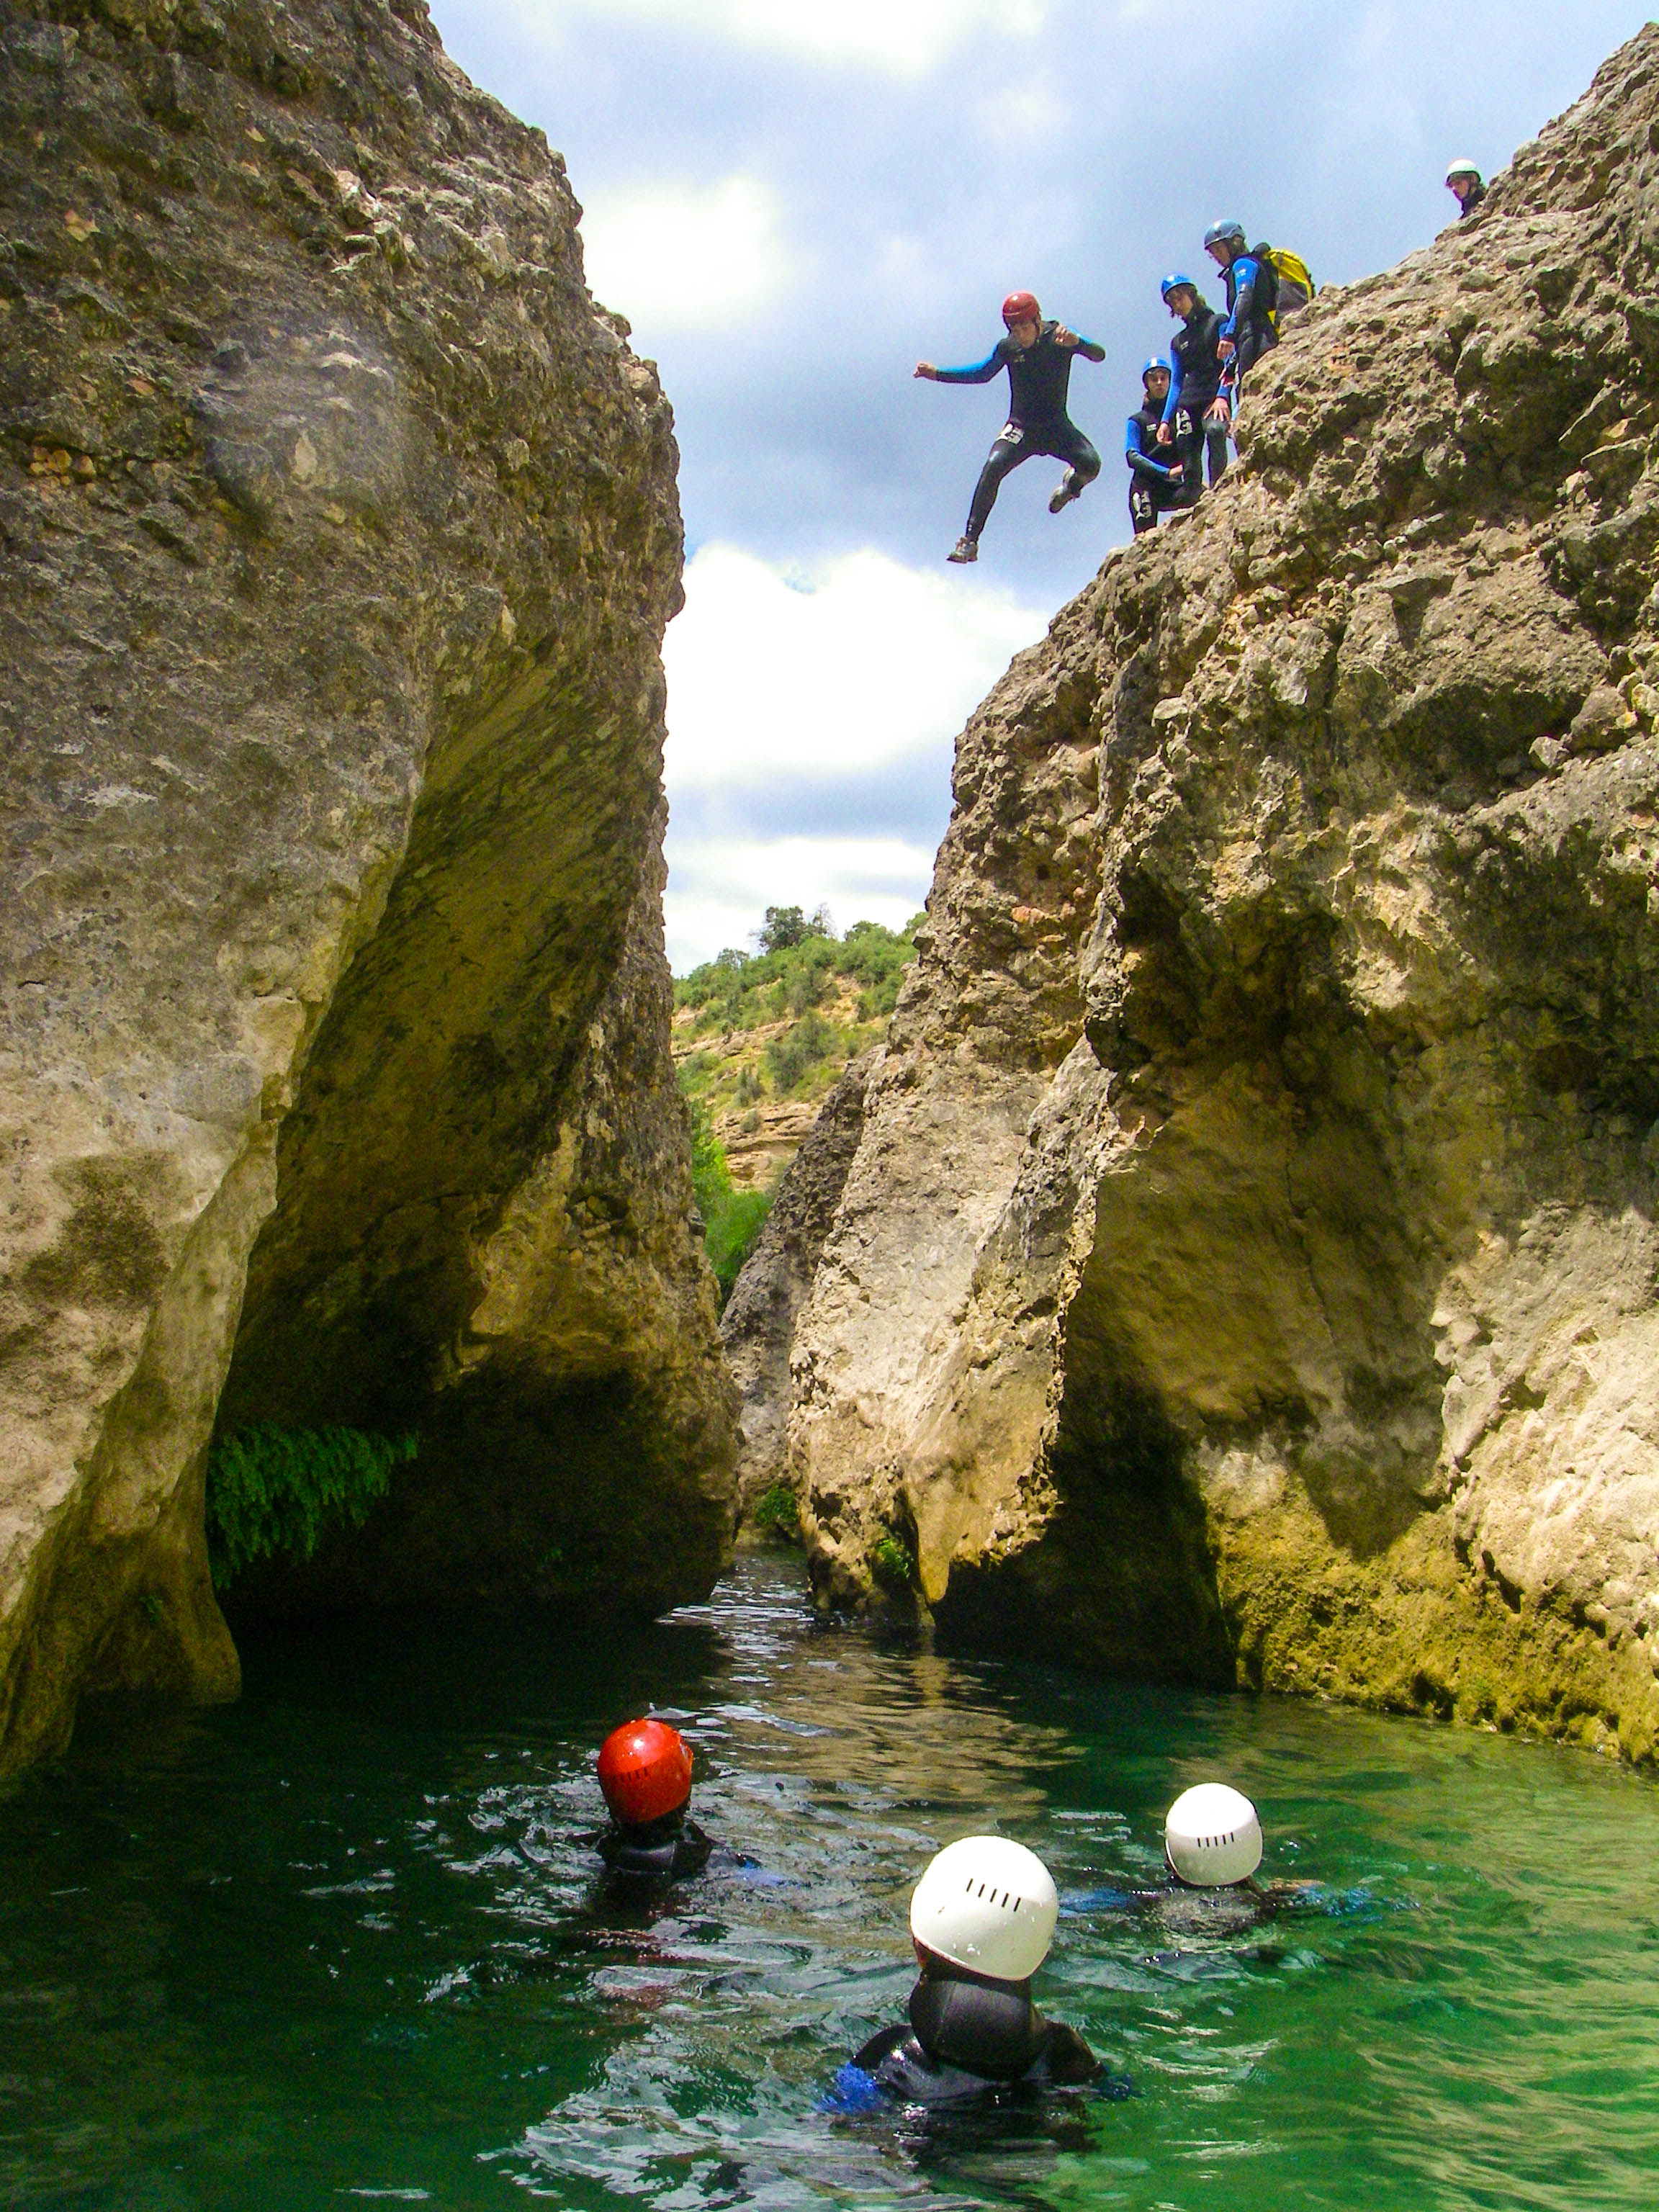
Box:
909, 1835, 1058, 1982
1164, 1783, 1263, 1887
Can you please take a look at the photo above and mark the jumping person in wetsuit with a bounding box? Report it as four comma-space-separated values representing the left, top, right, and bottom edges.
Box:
829, 1836, 1101, 2109
916, 292, 1105, 564
1445, 157, 1486, 217
1155, 273, 1228, 496
1126, 360, 1184, 536
591, 1717, 713, 1882
1203, 220, 1276, 420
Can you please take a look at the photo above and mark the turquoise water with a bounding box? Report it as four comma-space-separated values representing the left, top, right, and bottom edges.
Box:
2, 1551, 1657, 2211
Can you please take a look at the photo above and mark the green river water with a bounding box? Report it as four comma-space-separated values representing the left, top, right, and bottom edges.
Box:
2, 1551, 1656, 2211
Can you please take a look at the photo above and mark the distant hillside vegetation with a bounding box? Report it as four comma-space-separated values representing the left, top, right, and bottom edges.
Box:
673, 908, 920, 1303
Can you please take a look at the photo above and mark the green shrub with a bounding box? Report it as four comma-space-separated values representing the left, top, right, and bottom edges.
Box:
688, 1094, 731, 1223
207, 1425, 418, 1585
685, 1093, 774, 1305
750, 1479, 802, 1545
706, 1184, 773, 1305
673, 915, 918, 1034
766, 1010, 833, 1094
870, 1533, 913, 1591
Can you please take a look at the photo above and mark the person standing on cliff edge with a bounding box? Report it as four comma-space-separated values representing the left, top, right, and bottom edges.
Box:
916, 292, 1105, 565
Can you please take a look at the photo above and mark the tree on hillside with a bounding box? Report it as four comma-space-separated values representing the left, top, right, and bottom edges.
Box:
755, 904, 837, 953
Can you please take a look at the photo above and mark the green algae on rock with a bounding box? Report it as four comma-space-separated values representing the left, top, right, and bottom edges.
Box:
0, 0, 735, 1775
791, 27, 1659, 1763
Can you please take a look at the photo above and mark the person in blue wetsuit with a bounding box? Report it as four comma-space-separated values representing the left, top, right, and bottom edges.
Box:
1126, 359, 1184, 536
827, 1836, 1102, 2112
1203, 219, 1277, 413
916, 291, 1105, 563
1155, 273, 1228, 495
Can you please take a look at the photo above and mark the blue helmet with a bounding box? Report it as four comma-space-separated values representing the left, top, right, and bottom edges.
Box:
1204, 217, 1246, 253
1142, 356, 1169, 384
1160, 271, 1197, 300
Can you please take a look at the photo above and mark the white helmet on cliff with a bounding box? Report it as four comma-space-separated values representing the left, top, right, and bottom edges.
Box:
1444, 156, 1483, 185
1164, 1784, 1262, 1887
909, 1835, 1058, 1981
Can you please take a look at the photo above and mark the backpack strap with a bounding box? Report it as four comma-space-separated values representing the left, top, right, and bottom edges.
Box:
1248, 243, 1279, 319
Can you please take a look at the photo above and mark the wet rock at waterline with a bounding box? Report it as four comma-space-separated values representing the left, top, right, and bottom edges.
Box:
793, 27, 1659, 1759
0, 0, 736, 1773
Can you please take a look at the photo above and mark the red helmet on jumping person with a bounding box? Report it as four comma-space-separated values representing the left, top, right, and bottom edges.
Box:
1002, 289, 1040, 325
598, 1717, 693, 1825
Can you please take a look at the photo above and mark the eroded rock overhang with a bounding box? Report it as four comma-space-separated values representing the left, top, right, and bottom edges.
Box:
0, 0, 735, 1776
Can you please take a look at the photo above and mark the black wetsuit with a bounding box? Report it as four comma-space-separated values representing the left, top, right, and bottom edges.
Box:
933, 322, 1105, 542
1125, 400, 1183, 534
1220, 251, 1278, 385
595, 1809, 712, 1881
1164, 305, 1229, 492
845, 1959, 1102, 2105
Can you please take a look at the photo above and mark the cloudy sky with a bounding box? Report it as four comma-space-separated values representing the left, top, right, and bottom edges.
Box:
428, 0, 1652, 970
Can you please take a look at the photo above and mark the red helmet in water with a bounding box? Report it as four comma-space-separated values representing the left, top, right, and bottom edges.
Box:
598, 1717, 693, 1825
1002, 289, 1040, 326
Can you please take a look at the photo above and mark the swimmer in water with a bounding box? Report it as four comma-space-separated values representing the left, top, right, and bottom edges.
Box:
830, 1837, 1102, 2110
1071, 1784, 1318, 1934
590, 1717, 713, 1881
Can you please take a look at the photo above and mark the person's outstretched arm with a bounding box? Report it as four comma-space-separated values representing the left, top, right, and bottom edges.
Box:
916, 343, 1006, 385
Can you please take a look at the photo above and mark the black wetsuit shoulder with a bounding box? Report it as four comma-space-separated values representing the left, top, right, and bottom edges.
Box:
994, 324, 1102, 431
1171, 307, 1224, 403
851, 1966, 1102, 2100
595, 1813, 712, 1879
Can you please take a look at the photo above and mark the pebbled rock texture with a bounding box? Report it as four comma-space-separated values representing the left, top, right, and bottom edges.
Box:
0, 0, 736, 1774
720, 1051, 872, 1529
792, 27, 1659, 1760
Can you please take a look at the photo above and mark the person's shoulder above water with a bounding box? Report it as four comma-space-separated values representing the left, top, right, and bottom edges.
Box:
829, 1834, 1110, 2110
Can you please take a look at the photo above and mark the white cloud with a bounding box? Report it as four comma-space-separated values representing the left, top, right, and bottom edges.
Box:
663, 832, 938, 972
662, 542, 1046, 789
517, 0, 1046, 72
580, 174, 788, 331
660, 541, 1048, 970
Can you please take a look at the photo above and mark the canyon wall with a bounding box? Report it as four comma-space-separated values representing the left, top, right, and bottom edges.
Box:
0, 0, 735, 1774
793, 27, 1659, 1761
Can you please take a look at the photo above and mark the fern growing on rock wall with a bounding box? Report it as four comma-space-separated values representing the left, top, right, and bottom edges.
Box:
207, 1426, 419, 1586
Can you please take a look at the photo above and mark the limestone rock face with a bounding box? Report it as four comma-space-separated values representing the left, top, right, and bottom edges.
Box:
720, 1052, 872, 1527
792, 27, 1659, 1758
0, 0, 735, 1773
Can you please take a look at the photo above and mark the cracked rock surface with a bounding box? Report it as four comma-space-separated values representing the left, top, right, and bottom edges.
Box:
0, 0, 735, 1774
791, 27, 1659, 1761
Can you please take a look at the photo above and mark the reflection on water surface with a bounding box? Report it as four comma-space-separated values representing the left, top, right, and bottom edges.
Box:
1, 1553, 1656, 2210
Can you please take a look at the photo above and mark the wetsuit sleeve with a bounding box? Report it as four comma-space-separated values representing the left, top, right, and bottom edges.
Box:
852, 2023, 912, 2071
1162, 345, 1184, 424
1220, 257, 1259, 341
931, 341, 1008, 385
673, 1820, 713, 1876
1073, 335, 1106, 363
1125, 416, 1176, 480
1042, 2023, 1105, 2086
